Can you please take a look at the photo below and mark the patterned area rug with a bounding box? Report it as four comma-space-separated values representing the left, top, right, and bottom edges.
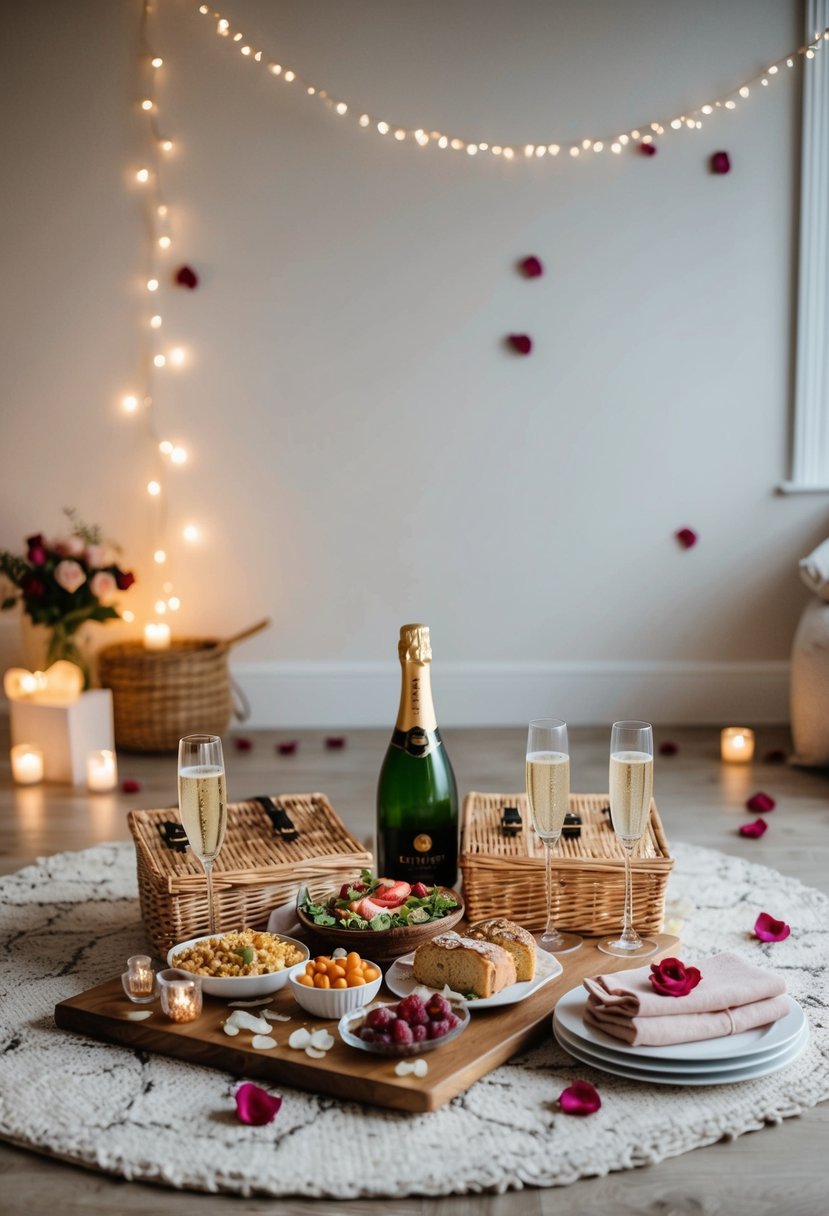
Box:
0, 842, 826, 1199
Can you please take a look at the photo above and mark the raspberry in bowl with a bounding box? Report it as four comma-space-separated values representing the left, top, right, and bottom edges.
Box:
338, 992, 470, 1057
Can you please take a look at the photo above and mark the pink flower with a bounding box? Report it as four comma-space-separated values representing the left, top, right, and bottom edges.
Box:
710, 151, 731, 175
85, 544, 115, 569
675, 527, 698, 549
558, 1080, 601, 1115
27, 543, 47, 567
739, 818, 768, 839
754, 912, 790, 942
648, 957, 702, 997
53, 535, 85, 558
234, 1082, 282, 1126
89, 571, 116, 600
508, 334, 533, 355
54, 560, 87, 594
746, 792, 775, 813
519, 255, 544, 278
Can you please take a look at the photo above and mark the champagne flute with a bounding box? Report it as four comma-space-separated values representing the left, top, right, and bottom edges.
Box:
178, 734, 227, 936
525, 719, 582, 954
598, 721, 658, 958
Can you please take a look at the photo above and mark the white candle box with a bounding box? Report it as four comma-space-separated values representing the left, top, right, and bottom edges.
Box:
10, 689, 115, 785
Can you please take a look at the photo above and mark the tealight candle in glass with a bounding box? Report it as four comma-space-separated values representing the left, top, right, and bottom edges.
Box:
721, 727, 755, 763
158, 968, 202, 1023
121, 954, 158, 1004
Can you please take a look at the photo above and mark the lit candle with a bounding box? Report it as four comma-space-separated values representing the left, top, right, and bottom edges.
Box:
121, 954, 158, 1003
144, 622, 171, 650
158, 969, 202, 1023
87, 748, 118, 791
721, 727, 755, 763
11, 743, 44, 785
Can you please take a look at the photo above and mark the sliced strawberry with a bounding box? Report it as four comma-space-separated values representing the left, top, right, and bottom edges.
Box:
370, 893, 407, 909
380, 880, 411, 902
410, 882, 430, 899
354, 897, 392, 920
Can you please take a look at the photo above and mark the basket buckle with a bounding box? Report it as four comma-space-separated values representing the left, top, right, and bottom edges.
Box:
159, 820, 189, 852
500, 805, 523, 836
254, 796, 300, 843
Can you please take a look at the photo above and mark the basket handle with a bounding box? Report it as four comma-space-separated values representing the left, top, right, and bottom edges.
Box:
220, 618, 271, 651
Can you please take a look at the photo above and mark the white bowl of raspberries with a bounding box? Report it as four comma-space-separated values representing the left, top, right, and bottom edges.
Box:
338, 992, 470, 1056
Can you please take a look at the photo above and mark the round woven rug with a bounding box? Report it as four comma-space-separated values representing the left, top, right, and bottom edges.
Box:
0, 841, 826, 1199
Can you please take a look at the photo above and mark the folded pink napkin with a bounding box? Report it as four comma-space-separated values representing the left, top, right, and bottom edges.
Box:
583, 952, 788, 1047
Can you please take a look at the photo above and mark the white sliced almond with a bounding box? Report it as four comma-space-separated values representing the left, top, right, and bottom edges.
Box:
222, 1022, 240, 1036
305, 1046, 326, 1058
124, 1010, 153, 1021
227, 1011, 272, 1034
251, 1034, 278, 1050
228, 997, 273, 1008
288, 1027, 312, 1050
331, 947, 348, 958
413, 1058, 429, 1077
309, 1029, 334, 1051
264, 1010, 291, 1022
442, 985, 464, 1001
394, 1060, 417, 1076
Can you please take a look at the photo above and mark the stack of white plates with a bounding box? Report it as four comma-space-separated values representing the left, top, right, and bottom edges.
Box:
553, 986, 808, 1086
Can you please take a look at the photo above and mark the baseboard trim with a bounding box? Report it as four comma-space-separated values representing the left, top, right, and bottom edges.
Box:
229, 659, 790, 728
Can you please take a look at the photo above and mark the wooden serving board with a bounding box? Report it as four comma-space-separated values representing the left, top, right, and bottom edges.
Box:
54, 935, 678, 1113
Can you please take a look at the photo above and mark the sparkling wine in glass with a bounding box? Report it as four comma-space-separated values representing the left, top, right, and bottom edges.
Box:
598, 720, 658, 958
526, 719, 582, 955
178, 733, 227, 935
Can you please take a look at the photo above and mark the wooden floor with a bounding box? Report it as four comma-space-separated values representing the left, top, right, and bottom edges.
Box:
1, 723, 827, 1215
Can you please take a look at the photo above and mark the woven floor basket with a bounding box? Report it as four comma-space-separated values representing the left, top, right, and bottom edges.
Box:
99, 639, 234, 752
460, 791, 674, 937
129, 792, 372, 953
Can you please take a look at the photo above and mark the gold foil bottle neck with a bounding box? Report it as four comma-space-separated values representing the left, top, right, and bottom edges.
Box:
398, 623, 432, 664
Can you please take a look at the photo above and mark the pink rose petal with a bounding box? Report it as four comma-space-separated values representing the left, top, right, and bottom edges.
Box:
754, 912, 790, 942
507, 334, 533, 355
558, 1080, 601, 1116
639, 142, 658, 157
518, 255, 544, 278
739, 818, 768, 839
325, 736, 347, 750
234, 1082, 282, 1126
277, 740, 299, 756
121, 779, 142, 794
710, 150, 731, 175
746, 792, 776, 813
658, 741, 679, 756
234, 737, 253, 752
675, 527, 698, 549
764, 749, 787, 764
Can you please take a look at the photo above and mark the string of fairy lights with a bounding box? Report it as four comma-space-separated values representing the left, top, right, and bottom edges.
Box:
194, 3, 829, 161
120, 0, 198, 630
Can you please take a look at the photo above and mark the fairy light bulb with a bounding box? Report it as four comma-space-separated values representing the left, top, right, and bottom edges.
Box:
548, 144, 560, 155
157, 204, 168, 218
394, 129, 405, 141
141, 99, 153, 111
569, 146, 579, 157
739, 86, 750, 97
158, 235, 171, 249
524, 144, 534, 157
182, 524, 199, 542
534, 145, 545, 157
769, 64, 778, 74
122, 610, 135, 623
147, 278, 159, 292
581, 138, 592, 150
217, 18, 229, 33
161, 139, 174, 152
136, 168, 150, 183
150, 314, 162, 328
670, 118, 682, 129
377, 121, 389, 134
170, 446, 187, 464
503, 147, 514, 159
593, 141, 604, 152
806, 48, 815, 59
159, 440, 173, 455
153, 354, 166, 368
254, 51, 262, 61
611, 141, 621, 153
336, 102, 348, 115
359, 113, 369, 126
147, 480, 161, 496
702, 104, 713, 114
151, 55, 163, 67
122, 394, 138, 413
619, 134, 629, 145
154, 600, 167, 615
438, 135, 448, 148
154, 549, 166, 565
168, 596, 181, 611
284, 70, 295, 82
450, 138, 463, 150
306, 85, 315, 94
233, 32, 242, 42
787, 57, 794, 66
725, 99, 736, 108
169, 346, 185, 365
241, 45, 251, 56
270, 63, 282, 75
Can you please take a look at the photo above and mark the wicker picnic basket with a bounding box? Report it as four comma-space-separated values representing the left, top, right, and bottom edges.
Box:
460, 791, 674, 937
128, 792, 373, 954
99, 620, 269, 752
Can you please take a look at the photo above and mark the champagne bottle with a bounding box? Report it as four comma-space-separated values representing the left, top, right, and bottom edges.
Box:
376, 624, 459, 887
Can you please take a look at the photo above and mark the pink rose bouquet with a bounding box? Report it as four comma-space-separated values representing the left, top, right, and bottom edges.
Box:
1, 509, 136, 686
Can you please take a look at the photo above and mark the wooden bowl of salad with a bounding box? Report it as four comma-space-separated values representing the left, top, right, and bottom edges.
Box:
296, 873, 465, 963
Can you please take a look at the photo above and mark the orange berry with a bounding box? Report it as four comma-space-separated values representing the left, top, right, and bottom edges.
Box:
305, 962, 315, 976
333, 977, 348, 989
346, 952, 361, 969
363, 966, 380, 982
328, 964, 346, 979
297, 974, 314, 987
314, 973, 331, 989
349, 975, 366, 987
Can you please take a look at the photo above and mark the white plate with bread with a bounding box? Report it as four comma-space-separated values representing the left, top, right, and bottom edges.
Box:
385, 918, 563, 1010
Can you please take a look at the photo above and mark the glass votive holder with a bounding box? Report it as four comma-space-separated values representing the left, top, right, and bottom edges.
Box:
721, 726, 755, 763
158, 968, 203, 1023
121, 954, 158, 1004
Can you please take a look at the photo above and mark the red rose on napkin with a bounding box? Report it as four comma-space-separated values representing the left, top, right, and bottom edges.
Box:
648, 957, 702, 997
558, 1080, 601, 1116
235, 1082, 282, 1125
754, 912, 790, 942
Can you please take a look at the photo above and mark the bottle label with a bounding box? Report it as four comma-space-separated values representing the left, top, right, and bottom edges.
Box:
382, 825, 457, 886
390, 726, 443, 759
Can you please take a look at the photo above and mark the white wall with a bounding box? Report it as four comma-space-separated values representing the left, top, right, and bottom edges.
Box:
1, 0, 826, 724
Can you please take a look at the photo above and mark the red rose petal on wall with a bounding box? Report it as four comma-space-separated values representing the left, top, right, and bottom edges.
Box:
739, 818, 768, 839
658, 741, 679, 756
325, 736, 347, 750
710, 151, 731, 175
639, 142, 658, 156
754, 912, 790, 942
508, 334, 533, 355
746, 792, 776, 813
174, 265, 199, 289
121, 779, 142, 794
234, 737, 253, 751
277, 740, 299, 755
675, 527, 698, 549
558, 1080, 601, 1115
518, 255, 544, 278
